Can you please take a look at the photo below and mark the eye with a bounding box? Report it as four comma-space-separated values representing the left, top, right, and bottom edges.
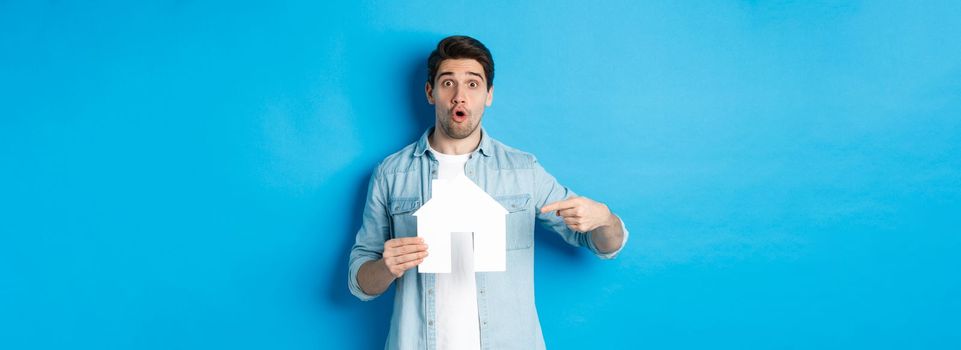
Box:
443, 80, 454, 87
468, 81, 478, 88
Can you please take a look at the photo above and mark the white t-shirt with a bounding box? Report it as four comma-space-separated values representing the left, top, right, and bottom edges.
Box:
428, 144, 481, 350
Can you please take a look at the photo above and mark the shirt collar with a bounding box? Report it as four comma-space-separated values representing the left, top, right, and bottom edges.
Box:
414, 126, 492, 158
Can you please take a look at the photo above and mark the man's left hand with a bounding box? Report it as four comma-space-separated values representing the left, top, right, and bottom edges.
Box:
540, 196, 616, 233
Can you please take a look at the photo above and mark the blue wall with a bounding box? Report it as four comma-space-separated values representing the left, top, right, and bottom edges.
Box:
2, 1, 960, 349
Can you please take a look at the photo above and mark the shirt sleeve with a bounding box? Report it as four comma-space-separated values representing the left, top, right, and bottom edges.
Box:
532, 157, 628, 259
347, 167, 390, 301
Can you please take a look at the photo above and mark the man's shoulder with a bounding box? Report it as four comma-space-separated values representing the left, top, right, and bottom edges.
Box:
484, 136, 540, 170
373, 141, 420, 177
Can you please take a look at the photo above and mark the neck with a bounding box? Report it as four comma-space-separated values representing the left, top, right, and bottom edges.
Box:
429, 125, 482, 155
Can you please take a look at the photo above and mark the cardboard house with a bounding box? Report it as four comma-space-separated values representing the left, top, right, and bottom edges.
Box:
414, 174, 508, 273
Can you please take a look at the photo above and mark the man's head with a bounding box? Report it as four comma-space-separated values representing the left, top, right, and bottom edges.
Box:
425, 35, 494, 140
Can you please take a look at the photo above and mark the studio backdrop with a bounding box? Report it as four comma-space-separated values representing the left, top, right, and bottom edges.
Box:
2, 1, 959, 349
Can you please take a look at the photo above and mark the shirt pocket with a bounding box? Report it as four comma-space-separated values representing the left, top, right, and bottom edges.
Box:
388, 197, 421, 239
495, 194, 533, 250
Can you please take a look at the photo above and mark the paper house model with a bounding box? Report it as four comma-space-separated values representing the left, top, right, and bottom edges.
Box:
414, 174, 508, 273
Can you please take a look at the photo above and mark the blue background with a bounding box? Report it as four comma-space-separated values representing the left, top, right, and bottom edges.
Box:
2, 1, 960, 349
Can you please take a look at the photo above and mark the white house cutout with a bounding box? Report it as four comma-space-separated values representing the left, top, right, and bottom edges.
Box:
414, 175, 508, 273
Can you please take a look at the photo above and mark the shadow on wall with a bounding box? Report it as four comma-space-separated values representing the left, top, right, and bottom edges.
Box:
319, 33, 437, 349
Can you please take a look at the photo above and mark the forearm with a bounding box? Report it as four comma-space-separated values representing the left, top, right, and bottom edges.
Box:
590, 214, 625, 254
357, 258, 395, 296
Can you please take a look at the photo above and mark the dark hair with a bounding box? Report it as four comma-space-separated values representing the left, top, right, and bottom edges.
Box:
427, 35, 494, 91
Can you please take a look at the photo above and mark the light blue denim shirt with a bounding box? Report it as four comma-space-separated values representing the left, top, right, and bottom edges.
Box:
348, 127, 628, 350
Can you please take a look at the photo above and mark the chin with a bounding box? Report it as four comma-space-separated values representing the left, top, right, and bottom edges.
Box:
443, 123, 478, 140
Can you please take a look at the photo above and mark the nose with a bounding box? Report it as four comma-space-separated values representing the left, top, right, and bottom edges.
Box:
451, 87, 466, 104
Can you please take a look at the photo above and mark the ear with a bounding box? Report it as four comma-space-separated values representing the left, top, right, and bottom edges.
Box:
425, 82, 434, 105
485, 86, 494, 107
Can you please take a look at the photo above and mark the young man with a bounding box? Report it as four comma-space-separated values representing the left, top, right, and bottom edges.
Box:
348, 35, 628, 350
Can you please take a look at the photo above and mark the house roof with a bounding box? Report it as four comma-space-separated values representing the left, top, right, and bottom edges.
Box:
414, 175, 508, 217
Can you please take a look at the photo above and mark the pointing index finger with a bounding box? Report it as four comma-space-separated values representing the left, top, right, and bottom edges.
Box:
540, 197, 578, 214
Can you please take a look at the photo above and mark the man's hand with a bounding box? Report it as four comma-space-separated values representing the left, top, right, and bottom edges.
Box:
357, 237, 428, 296
382, 237, 429, 278
540, 196, 616, 233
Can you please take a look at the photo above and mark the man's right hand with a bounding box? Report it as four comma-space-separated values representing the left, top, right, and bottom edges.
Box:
382, 237, 429, 278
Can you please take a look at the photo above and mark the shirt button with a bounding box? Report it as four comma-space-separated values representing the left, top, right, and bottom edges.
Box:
479, 290, 484, 294
428, 320, 434, 326
428, 289, 434, 295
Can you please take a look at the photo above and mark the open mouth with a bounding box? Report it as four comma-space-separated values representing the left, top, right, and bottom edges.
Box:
452, 109, 468, 122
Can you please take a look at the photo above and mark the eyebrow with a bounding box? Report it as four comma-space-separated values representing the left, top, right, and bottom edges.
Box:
437, 71, 486, 81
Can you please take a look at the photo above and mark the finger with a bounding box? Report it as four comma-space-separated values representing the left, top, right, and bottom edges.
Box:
566, 222, 586, 232
397, 257, 425, 273
391, 251, 428, 266
563, 217, 592, 232
386, 237, 425, 248
540, 197, 579, 214
399, 244, 429, 254
540, 200, 573, 214
557, 208, 581, 218
384, 244, 428, 258
391, 255, 427, 277
388, 243, 428, 255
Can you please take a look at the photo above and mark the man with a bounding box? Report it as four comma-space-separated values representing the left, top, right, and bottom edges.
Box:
348, 35, 628, 350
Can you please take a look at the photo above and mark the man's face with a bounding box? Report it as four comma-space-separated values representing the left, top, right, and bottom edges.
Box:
425, 58, 493, 140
